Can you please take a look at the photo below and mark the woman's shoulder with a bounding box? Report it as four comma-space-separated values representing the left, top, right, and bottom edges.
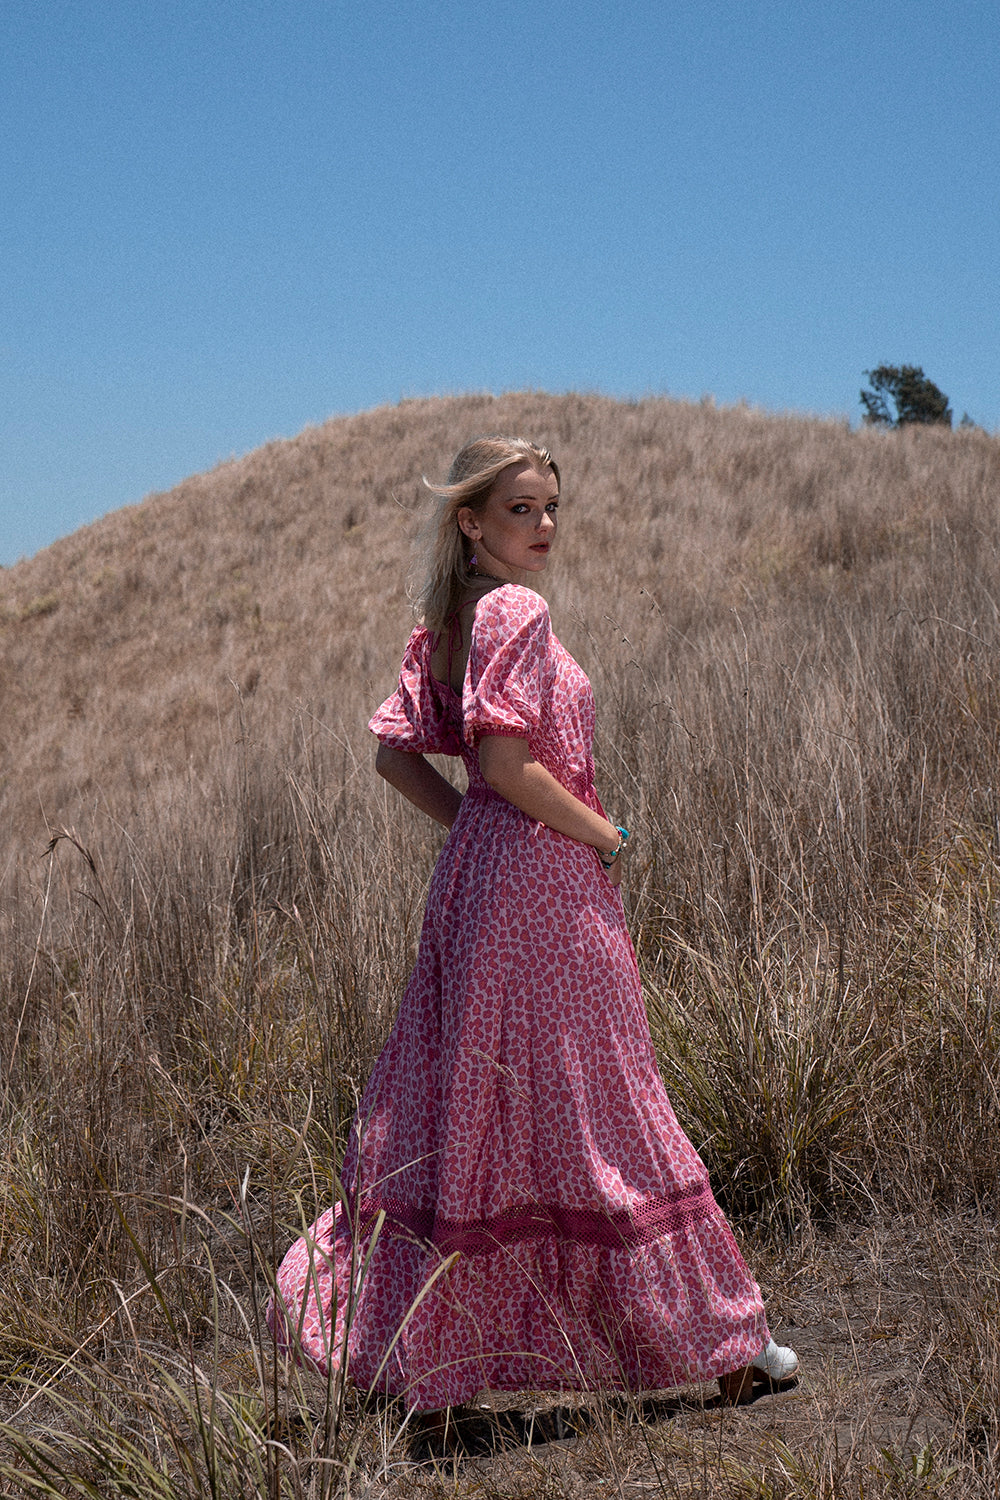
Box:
398, 621, 435, 659
467, 587, 554, 676
370, 620, 462, 752
389, 622, 440, 687
472, 583, 550, 633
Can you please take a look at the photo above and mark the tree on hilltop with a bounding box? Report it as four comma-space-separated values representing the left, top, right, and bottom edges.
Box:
860, 366, 953, 428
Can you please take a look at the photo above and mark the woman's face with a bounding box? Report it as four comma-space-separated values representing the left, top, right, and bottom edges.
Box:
458, 462, 559, 582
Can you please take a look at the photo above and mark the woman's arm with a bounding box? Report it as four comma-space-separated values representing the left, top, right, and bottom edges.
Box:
478, 735, 624, 883
375, 743, 463, 829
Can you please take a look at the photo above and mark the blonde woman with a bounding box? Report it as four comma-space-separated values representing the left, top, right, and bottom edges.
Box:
270, 437, 797, 1420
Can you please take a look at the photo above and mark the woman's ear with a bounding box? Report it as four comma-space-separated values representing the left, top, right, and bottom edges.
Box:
456, 506, 481, 541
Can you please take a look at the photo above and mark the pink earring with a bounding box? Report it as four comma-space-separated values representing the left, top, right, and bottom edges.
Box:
469, 551, 478, 569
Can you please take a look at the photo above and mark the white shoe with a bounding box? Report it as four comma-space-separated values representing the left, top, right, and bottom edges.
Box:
751, 1338, 799, 1384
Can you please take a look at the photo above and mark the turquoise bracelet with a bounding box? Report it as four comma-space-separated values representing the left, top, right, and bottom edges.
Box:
599, 826, 631, 869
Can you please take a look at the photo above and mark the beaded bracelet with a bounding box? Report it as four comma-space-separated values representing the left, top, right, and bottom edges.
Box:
599, 826, 631, 869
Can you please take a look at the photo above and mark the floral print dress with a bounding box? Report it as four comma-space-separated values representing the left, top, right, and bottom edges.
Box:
269, 585, 768, 1410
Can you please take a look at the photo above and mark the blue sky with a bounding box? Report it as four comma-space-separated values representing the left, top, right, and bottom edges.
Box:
3, 0, 998, 565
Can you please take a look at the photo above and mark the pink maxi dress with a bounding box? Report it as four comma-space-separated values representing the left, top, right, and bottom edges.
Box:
270, 585, 768, 1410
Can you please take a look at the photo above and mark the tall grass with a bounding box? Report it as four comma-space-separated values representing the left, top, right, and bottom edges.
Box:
2, 394, 1000, 1493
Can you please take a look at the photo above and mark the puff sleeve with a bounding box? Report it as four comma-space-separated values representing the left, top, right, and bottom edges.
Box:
368, 627, 462, 756
463, 586, 554, 746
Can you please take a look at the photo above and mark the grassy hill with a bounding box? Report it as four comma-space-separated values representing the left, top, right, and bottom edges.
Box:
2, 393, 1000, 1495
5, 389, 997, 849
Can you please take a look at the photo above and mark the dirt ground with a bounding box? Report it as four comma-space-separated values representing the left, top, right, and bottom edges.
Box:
353, 1213, 991, 1497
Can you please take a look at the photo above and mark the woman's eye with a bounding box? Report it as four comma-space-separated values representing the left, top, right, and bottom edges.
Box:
510, 503, 529, 513
546, 502, 559, 512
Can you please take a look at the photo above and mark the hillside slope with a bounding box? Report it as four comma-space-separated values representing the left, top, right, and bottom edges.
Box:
2, 390, 997, 860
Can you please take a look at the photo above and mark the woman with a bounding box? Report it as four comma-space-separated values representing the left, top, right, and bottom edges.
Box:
270, 436, 797, 1414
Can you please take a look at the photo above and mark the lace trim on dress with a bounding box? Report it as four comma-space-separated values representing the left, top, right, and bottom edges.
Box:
469, 725, 532, 739
347, 1178, 718, 1257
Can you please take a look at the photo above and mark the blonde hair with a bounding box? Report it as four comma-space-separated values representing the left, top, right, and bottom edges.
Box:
413, 436, 560, 632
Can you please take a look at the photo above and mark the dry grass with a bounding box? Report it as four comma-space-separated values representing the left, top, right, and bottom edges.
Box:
2, 392, 1000, 1494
